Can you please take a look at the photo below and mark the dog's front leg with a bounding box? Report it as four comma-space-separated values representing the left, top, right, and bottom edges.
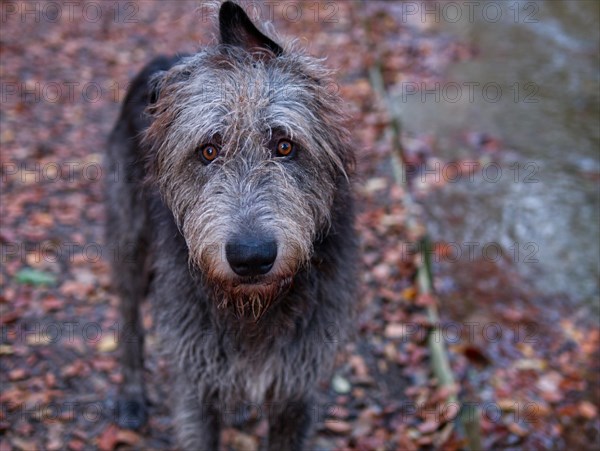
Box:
173, 377, 221, 451
267, 396, 315, 451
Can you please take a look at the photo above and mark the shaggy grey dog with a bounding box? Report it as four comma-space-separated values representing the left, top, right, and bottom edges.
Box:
105, 2, 357, 449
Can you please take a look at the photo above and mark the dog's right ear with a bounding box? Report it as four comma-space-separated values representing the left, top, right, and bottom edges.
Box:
219, 1, 283, 56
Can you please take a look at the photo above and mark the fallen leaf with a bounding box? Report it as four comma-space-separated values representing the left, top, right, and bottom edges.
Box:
332, 374, 351, 394
42, 296, 64, 312
497, 399, 518, 411
507, 422, 528, 437
384, 323, 407, 339
230, 430, 257, 451
15, 268, 56, 286
68, 439, 85, 451
462, 346, 491, 367
349, 355, 369, 378
537, 372, 562, 393
514, 358, 546, 371
416, 293, 436, 307
97, 335, 118, 353
11, 438, 38, 451
0, 345, 14, 355
417, 419, 439, 434
98, 425, 118, 451
324, 420, 352, 434
363, 177, 388, 193
116, 429, 142, 446
578, 401, 598, 419
401, 286, 416, 301
8, 368, 27, 381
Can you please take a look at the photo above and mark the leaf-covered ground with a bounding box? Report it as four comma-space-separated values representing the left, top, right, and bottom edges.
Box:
1, 2, 598, 450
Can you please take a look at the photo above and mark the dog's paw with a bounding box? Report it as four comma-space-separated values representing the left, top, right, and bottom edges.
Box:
114, 395, 148, 430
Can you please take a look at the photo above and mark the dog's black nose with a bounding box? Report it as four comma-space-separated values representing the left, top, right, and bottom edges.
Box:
226, 236, 277, 277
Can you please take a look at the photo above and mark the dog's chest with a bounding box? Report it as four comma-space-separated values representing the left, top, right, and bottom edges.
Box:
223, 353, 277, 405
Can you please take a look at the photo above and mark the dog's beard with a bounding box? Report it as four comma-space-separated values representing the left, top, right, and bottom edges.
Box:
188, 234, 308, 322
208, 276, 294, 321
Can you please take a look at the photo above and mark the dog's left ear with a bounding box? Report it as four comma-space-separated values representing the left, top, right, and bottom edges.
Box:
219, 1, 283, 56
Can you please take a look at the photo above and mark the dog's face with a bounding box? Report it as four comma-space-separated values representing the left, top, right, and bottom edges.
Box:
144, 2, 353, 318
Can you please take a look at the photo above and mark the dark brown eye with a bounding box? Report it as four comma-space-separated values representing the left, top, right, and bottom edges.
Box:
200, 144, 218, 163
276, 139, 294, 157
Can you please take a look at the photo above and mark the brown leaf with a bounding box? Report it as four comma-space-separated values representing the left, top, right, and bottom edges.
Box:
92, 357, 117, 372
97, 335, 118, 353
42, 295, 64, 312
417, 419, 440, 434
115, 429, 142, 446
537, 372, 563, 402
11, 438, 38, 451
497, 399, 518, 411
401, 286, 417, 301
578, 401, 598, 419
383, 342, 397, 361
507, 422, 528, 437
462, 345, 491, 367
0, 387, 23, 405
46, 424, 64, 451
62, 360, 87, 378
324, 420, 352, 434
372, 263, 390, 281
8, 368, 27, 381
384, 323, 407, 339
98, 425, 118, 451
44, 372, 56, 388
349, 355, 369, 378
329, 405, 350, 420
0, 310, 20, 324
30, 212, 54, 228
379, 287, 404, 302
68, 439, 85, 451
229, 431, 257, 451
416, 292, 436, 307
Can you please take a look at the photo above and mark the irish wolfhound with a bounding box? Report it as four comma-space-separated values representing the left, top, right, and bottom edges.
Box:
105, 2, 357, 449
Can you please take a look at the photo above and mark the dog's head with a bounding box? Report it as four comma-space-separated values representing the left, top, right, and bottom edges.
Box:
144, 2, 353, 319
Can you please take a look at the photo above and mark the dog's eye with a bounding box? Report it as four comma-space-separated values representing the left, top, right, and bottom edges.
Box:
275, 139, 294, 158
200, 144, 219, 164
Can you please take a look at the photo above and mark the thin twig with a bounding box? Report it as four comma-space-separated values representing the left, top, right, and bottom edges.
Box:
360, 2, 482, 447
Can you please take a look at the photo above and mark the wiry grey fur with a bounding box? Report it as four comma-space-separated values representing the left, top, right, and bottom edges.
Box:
105, 2, 357, 449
